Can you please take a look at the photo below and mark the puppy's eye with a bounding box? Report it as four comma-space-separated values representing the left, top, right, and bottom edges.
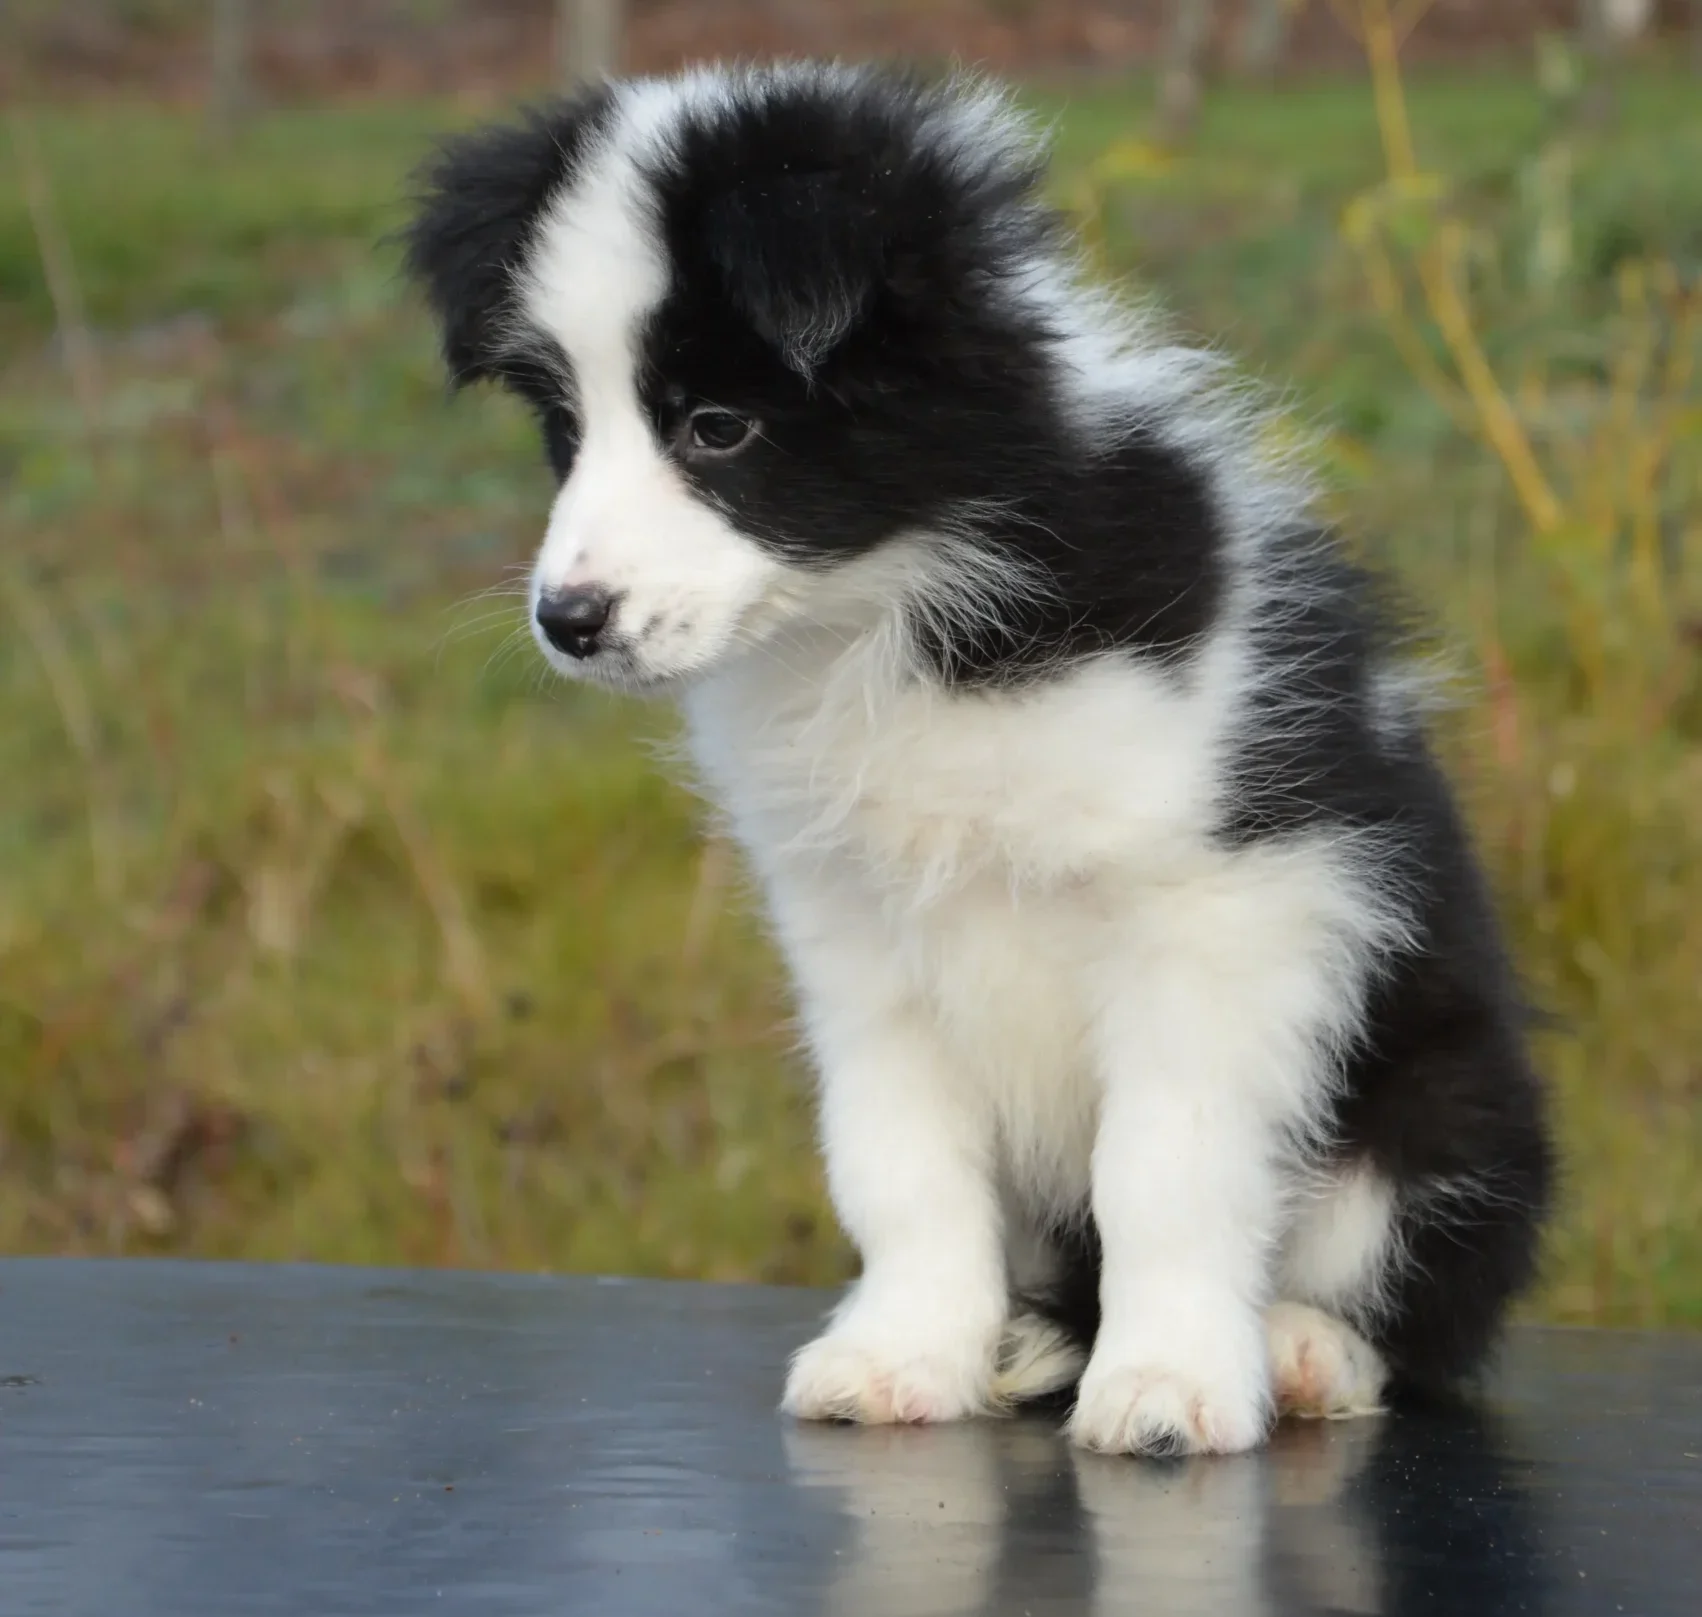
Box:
685, 408, 755, 458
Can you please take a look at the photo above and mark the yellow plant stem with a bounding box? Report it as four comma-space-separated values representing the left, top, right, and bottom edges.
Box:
1612, 269, 1667, 637
1361, 1, 1418, 182
1359, 0, 1566, 538
1356, 232, 1474, 429
0, 565, 123, 903
1417, 224, 1565, 535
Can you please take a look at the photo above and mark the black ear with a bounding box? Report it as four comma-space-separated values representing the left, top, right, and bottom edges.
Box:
402, 89, 611, 388
705, 171, 887, 377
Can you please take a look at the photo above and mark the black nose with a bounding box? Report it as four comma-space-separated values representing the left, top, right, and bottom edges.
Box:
536, 587, 614, 660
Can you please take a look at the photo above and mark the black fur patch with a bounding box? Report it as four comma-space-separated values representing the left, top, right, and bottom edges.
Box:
402, 85, 613, 482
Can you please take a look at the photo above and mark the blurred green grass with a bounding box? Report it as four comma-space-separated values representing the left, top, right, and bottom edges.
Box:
2, 65, 1699, 1321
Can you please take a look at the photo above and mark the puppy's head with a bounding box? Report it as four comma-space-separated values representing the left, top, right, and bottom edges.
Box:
404, 65, 1062, 692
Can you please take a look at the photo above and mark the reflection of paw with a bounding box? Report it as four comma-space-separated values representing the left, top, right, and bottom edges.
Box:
1266, 1301, 1387, 1420
782, 1334, 989, 1425
1068, 1359, 1270, 1456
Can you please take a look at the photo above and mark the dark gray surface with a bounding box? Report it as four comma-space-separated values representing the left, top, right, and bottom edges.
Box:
1, 1261, 1698, 1615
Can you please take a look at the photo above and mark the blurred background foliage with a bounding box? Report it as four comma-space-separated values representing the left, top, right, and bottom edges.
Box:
1, 2, 1698, 1323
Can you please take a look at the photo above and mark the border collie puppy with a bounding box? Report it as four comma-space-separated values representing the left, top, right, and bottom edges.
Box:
405, 63, 1552, 1455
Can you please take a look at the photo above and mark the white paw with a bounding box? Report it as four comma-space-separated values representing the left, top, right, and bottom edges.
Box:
1266, 1301, 1387, 1420
1068, 1358, 1271, 1456
782, 1333, 991, 1425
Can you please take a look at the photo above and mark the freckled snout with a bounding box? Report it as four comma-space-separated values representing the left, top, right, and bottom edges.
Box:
536, 586, 617, 660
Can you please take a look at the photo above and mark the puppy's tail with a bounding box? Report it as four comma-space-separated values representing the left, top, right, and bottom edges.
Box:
991, 1310, 1087, 1408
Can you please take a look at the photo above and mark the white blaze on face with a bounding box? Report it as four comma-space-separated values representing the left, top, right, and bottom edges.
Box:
519, 125, 790, 688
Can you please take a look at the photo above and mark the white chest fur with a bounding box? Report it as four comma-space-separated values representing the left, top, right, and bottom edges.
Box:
682, 637, 1240, 1205
685, 640, 1228, 893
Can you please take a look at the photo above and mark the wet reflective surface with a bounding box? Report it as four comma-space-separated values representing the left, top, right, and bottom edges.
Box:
2, 1261, 1698, 1615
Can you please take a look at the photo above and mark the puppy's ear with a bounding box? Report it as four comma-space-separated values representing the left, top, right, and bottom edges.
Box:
403, 90, 610, 387
706, 172, 886, 377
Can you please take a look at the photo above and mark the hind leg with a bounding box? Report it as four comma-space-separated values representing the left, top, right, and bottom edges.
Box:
1266, 1301, 1387, 1419
1276, 1140, 1550, 1399
1364, 1170, 1549, 1394
1269, 1160, 1394, 1419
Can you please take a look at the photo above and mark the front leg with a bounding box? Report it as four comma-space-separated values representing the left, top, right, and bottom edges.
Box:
775, 888, 1006, 1424
1071, 868, 1370, 1456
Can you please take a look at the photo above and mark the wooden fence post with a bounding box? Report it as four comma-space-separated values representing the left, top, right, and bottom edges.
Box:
1155, 0, 1218, 144
209, 0, 252, 134
1236, 0, 1295, 80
